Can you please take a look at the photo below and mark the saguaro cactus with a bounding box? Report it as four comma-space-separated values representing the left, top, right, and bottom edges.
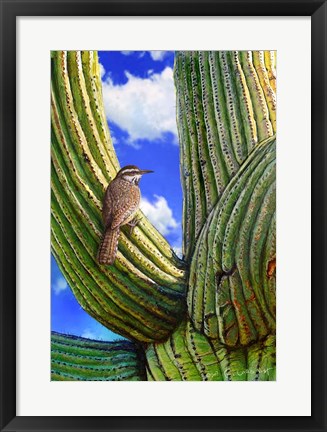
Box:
51, 332, 146, 381
51, 50, 276, 381
51, 51, 186, 344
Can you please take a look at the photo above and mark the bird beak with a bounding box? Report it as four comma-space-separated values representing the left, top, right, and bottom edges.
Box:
140, 169, 154, 174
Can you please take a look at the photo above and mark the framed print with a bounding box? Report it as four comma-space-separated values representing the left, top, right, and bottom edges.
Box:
1, 1, 326, 431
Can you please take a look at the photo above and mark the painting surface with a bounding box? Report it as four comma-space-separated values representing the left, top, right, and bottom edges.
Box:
51, 50, 276, 381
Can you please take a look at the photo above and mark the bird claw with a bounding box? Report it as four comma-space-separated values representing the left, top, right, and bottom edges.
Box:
128, 217, 141, 235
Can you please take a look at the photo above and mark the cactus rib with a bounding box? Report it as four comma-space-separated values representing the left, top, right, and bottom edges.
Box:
188, 137, 276, 344
51, 332, 146, 381
51, 51, 187, 343
146, 321, 276, 381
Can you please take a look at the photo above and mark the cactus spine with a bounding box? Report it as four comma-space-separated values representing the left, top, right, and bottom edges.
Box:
51, 51, 186, 343
51, 332, 146, 381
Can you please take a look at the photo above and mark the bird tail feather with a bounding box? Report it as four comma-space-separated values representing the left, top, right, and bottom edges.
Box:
97, 227, 120, 265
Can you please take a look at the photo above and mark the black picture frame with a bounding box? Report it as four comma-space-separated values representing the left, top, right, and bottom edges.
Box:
0, 1, 326, 431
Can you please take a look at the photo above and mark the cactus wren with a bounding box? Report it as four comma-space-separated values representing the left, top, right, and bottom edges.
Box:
97, 165, 153, 265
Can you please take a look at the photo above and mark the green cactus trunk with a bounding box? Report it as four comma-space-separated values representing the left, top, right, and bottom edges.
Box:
51, 50, 276, 381
51, 51, 186, 344
145, 321, 276, 381
51, 332, 146, 381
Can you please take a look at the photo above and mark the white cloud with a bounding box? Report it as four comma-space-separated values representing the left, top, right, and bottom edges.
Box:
140, 195, 179, 236
173, 246, 183, 258
81, 329, 97, 340
120, 51, 145, 58
101, 66, 178, 145
149, 51, 169, 61
99, 63, 106, 78
120, 50, 168, 61
53, 276, 68, 295
111, 133, 118, 146
81, 328, 119, 341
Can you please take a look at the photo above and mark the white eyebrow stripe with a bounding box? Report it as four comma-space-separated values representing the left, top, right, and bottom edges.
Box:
121, 168, 138, 174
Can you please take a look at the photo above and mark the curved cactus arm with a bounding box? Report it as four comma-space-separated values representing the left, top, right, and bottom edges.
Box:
51, 332, 147, 381
51, 51, 186, 343
145, 321, 276, 381
51, 49, 276, 382
188, 137, 276, 344
174, 50, 276, 260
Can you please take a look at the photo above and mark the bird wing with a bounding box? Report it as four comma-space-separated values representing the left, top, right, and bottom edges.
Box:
110, 180, 140, 230
102, 185, 113, 229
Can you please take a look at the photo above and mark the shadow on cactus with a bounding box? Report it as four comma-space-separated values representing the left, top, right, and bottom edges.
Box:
51, 50, 276, 381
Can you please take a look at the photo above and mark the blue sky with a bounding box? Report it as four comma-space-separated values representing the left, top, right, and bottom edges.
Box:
51, 51, 182, 341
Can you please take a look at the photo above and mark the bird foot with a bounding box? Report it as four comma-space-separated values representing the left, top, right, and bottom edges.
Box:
128, 217, 141, 235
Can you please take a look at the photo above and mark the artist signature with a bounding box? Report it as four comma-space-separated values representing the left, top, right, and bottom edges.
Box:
226, 367, 274, 379
206, 367, 274, 380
